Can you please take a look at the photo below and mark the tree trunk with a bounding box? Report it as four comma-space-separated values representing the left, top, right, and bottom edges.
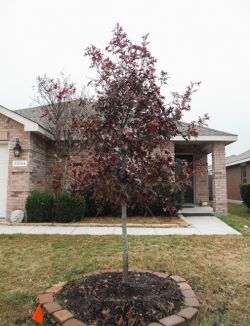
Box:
121, 203, 129, 284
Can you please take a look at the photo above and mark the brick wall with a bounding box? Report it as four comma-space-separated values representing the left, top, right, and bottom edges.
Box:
212, 142, 227, 215
29, 133, 48, 192
226, 165, 242, 200
0, 114, 31, 216
227, 162, 250, 200
247, 162, 250, 184
0, 114, 52, 218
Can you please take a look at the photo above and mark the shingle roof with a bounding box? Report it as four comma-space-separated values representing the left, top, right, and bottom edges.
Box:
226, 150, 250, 166
180, 122, 237, 137
15, 100, 93, 133
15, 106, 237, 139
15, 106, 50, 131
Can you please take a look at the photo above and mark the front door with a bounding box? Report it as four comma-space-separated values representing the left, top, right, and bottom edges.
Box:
0, 144, 8, 218
175, 154, 194, 204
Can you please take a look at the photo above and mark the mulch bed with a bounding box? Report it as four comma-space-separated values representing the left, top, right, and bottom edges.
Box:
56, 271, 183, 326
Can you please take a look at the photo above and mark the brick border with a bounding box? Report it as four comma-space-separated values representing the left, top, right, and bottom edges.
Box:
37, 270, 199, 326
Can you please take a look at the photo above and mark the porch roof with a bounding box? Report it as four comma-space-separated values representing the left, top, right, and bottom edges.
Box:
173, 122, 237, 154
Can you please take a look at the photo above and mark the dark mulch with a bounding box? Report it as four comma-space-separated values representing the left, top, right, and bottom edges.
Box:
56, 272, 183, 326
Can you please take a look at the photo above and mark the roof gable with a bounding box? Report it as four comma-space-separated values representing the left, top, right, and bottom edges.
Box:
0, 105, 53, 139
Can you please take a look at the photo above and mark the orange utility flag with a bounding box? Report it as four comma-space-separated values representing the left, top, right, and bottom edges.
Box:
32, 304, 44, 324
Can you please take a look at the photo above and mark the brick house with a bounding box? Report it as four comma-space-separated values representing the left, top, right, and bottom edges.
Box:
0, 104, 237, 220
226, 150, 250, 201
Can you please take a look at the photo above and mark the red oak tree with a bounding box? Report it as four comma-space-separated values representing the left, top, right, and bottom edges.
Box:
71, 24, 208, 283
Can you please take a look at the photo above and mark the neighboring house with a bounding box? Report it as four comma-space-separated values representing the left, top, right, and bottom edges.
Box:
226, 150, 250, 201
0, 104, 237, 220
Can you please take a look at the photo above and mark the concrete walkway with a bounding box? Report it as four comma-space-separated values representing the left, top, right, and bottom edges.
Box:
179, 206, 214, 215
0, 215, 241, 236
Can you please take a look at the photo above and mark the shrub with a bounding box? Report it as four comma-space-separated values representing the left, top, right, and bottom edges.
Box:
143, 189, 184, 216
55, 192, 85, 222
26, 191, 54, 222
84, 192, 120, 217
26, 191, 85, 223
240, 184, 250, 209
84, 188, 183, 217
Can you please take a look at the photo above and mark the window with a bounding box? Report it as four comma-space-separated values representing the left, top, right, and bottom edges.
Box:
241, 165, 247, 184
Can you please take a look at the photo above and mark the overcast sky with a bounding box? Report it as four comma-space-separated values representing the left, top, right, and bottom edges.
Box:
0, 0, 249, 156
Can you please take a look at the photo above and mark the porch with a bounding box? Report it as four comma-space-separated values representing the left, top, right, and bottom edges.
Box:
172, 128, 237, 216
179, 205, 214, 216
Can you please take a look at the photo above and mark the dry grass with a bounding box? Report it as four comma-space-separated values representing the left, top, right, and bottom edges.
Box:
0, 234, 249, 326
82, 215, 187, 226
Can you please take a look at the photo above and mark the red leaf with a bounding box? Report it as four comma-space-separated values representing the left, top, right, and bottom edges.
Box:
118, 316, 124, 325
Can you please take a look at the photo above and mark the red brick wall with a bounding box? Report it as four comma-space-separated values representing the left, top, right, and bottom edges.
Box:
227, 162, 250, 200
226, 165, 242, 200
247, 163, 250, 184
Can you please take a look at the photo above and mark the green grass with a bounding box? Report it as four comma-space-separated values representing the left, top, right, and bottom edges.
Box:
0, 204, 249, 326
220, 203, 250, 235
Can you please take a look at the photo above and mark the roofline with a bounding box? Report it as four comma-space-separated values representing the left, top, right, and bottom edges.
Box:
226, 157, 250, 167
180, 121, 237, 137
0, 105, 53, 139
173, 135, 238, 143
1, 104, 238, 144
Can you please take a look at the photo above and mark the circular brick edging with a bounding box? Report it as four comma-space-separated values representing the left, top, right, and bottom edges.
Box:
37, 270, 200, 326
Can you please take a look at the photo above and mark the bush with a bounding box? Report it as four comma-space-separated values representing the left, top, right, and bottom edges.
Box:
55, 192, 85, 222
142, 189, 184, 216
26, 191, 85, 223
84, 188, 183, 217
240, 184, 250, 209
26, 191, 54, 222
84, 192, 120, 217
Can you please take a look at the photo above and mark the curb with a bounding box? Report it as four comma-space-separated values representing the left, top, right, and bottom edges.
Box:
4, 220, 189, 228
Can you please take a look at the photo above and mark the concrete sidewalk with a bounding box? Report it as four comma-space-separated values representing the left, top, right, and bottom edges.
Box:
0, 215, 241, 236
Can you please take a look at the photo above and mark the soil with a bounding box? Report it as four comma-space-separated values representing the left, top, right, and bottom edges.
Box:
56, 272, 183, 326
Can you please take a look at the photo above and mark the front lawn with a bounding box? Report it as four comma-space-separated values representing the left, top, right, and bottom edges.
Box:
220, 203, 250, 236
0, 231, 249, 326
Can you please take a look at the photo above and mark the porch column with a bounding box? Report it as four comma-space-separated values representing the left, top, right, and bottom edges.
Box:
212, 142, 228, 216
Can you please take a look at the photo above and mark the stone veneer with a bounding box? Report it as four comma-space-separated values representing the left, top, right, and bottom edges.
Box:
38, 270, 199, 326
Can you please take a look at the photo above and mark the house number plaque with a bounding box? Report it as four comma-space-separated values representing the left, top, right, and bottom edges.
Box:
13, 160, 28, 167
